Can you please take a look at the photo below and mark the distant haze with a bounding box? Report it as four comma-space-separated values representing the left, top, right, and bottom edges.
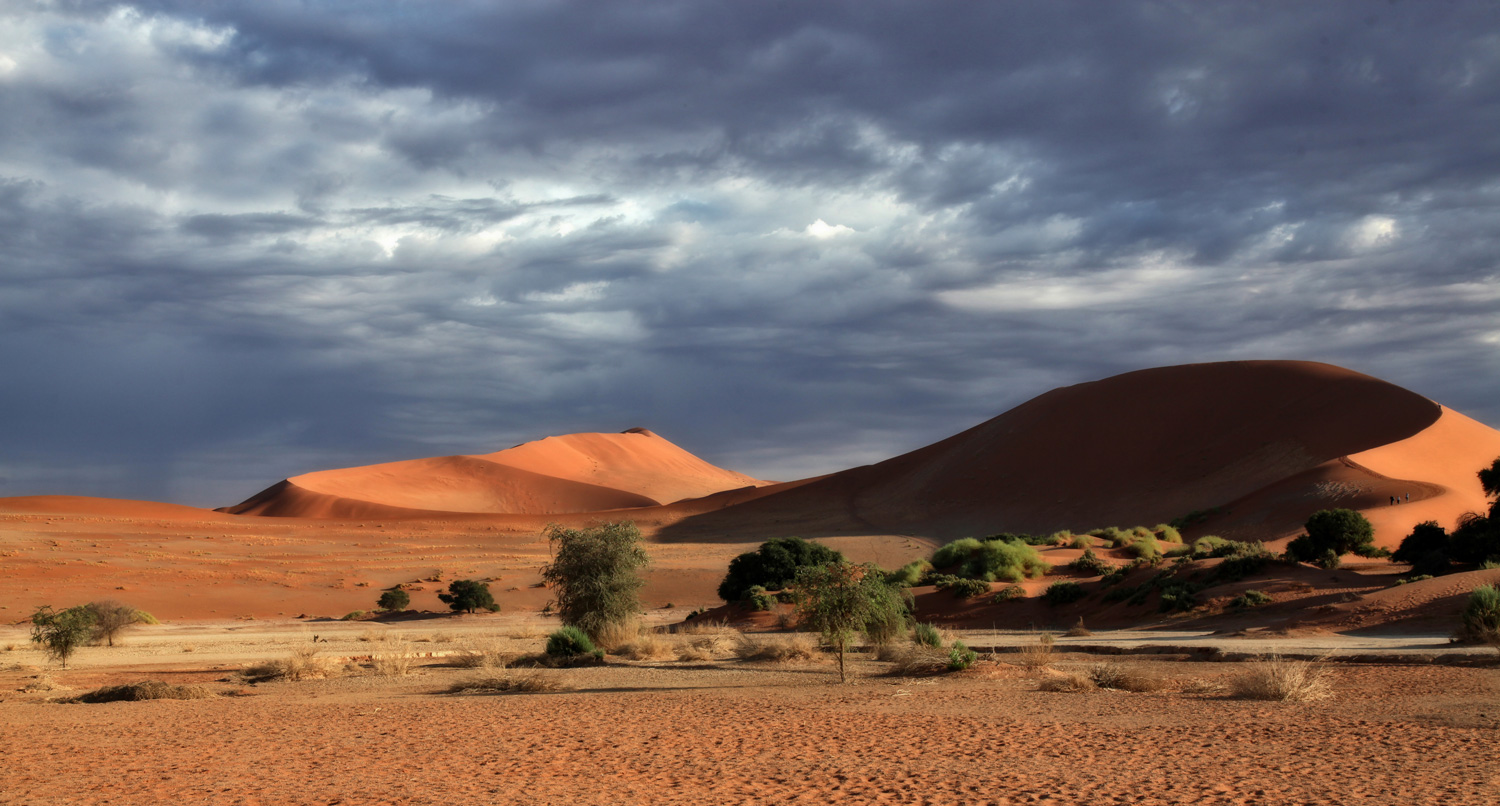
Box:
2, 1, 1498, 506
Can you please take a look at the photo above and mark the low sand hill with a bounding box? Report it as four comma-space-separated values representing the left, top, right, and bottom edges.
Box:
657, 360, 1500, 544
222, 428, 768, 518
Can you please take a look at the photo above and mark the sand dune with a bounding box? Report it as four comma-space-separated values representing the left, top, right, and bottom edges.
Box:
658, 360, 1490, 544
223, 429, 767, 518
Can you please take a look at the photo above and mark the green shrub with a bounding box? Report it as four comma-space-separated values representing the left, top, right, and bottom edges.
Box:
1154, 524, 1183, 543
341, 610, 368, 621
1067, 549, 1114, 577
546, 626, 602, 658
1230, 590, 1273, 607
992, 584, 1025, 603
1211, 543, 1275, 583
1123, 536, 1161, 560
885, 560, 932, 588
1191, 535, 1230, 557
1067, 533, 1092, 550
437, 580, 499, 614
1157, 582, 1202, 612
377, 588, 410, 612
947, 641, 977, 671
745, 585, 777, 611
1392, 521, 1450, 567
1395, 575, 1434, 585
913, 622, 943, 647
1457, 585, 1500, 644
1042, 581, 1086, 606
934, 576, 991, 598
930, 537, 1050, 582
543, 522, 649, 639
1285, 509, 1386, 568
718, 537, 843, 602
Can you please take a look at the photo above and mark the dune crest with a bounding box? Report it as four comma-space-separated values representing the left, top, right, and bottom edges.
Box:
222, 429, 767, 518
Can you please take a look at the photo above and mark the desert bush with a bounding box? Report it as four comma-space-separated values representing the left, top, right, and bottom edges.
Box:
1457, 584, 1500, 645
935, 576, 992, 598
85, 600, 152, 647
1068, 549, 1114, 577
1157, 581, 1202, 612
792, 561, 911, 681
1210, 542, 1275, 582
377, 588, 411, 612
1086, 662, 1163, 692
678, 618, 734, 636
718, 537, 843, 602
593, 619, 644, 651
1154, 524, 1183, 543
438, 579, 499, 614
734, 633, 819, 663
1191, 535, 1230, 557
1123, 535, 1162, 560
371, 648, 418, 676
912, 622, 943, 648
1230, 655, 1332, 702
1015, 632, 1056, 669
930, 537, 1050, 582
676, 635, 732, 661
885, 559, 932, 588
1038, 671, 1095, 692
1066, 533, 1092, 550
885, 644, 949, 675
448, 671, 568, 694
992, 584, 1025, 603
614, 633, 675, 661
545, 626, 603, 659
1230, 590, 1273, 608
947, 641, 978, 671
452, 642, 510, 668
1065, 618, 1092, 637
1042, 580, 1086, 606
239, 647, 342, 683
342, 610, 368, 621
744, 585, 777, 612
1395, 574, 1435, 585
29, 605, 95, 668
1285, 509, 1386, 568
69, 681, 216, 703
543, 522, 649, 639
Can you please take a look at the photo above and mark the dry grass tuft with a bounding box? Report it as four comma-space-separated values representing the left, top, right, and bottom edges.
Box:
734, 633, 820, 663
593, 620, 643, 652
678, 618, 734, 636
1015, 632, 1057, 669
676, 635, 733, 661
1230, 655, 1332, 702
239, 647, 343, 683
1065, 618, 1092, 637
1179, 676, 1229, 695
1038, 670, 1096, 692
23, 673, 66, 693
614, 633, 675, 661
447, 671, 570, 694
450, 642, 511, 669
370, 646, 419, 677
69, 681, 216, 703
1086, 662, 1164, 692
884, 645, 951, 676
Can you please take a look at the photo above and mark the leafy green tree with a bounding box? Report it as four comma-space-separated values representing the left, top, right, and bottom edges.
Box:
30, 605, 96, 667
792, 561, 911, 683
377, 588, 411, 612
1392, 521, 1451, 573
718, 537, 843, 602
541, 522, 650, 639
437, 579, 498, 614
1285, 509, 1385, 569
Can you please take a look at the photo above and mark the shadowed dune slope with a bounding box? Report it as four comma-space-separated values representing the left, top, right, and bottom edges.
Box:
222, 429, 767, 518
0, 496, 231, 520
659, 361, 1467, 542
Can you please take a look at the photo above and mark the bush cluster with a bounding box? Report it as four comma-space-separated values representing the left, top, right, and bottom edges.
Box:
928, 574, 992, 598
1284, 509, 1387, 569
1067, 549, 1114, 577
1392, 461, 1500, 572
1042, 580, 1086, 606
929, 537, 1050, 583
718, 537, 843, 602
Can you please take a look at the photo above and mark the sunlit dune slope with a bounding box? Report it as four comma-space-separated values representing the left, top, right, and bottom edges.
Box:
659, 360, 1484, 542
222, 428, 767, 518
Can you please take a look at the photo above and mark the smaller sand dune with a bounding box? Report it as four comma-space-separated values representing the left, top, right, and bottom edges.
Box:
0, 496, 229, 520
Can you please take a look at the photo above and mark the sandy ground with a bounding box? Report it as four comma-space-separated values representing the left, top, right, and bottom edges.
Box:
3, 618, 1499, 806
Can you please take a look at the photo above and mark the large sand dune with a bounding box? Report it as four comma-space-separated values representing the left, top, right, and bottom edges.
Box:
222, 428, 767, 518
658, 360, 1498, 544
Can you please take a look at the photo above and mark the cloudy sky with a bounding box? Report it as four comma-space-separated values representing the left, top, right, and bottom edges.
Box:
3, 1, 1499, 506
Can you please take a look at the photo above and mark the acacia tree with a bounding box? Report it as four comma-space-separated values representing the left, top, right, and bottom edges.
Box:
792, 561, 911, 683
438, 579, 498, 614
85, 600, 151, 647
30, 605, 96, 667
377, 588, 411, 612
717, 537, 844, 602
541, 522, 650, 639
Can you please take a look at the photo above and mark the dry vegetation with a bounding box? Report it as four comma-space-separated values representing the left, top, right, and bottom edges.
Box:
239, 647, 346, 683
69, 681, 217, 703
446, 670, 570, 694
1229, 655, 1333, 702
733, 632, 820, 662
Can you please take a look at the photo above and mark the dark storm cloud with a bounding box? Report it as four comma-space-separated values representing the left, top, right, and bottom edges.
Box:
2, 1, 1498, 504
